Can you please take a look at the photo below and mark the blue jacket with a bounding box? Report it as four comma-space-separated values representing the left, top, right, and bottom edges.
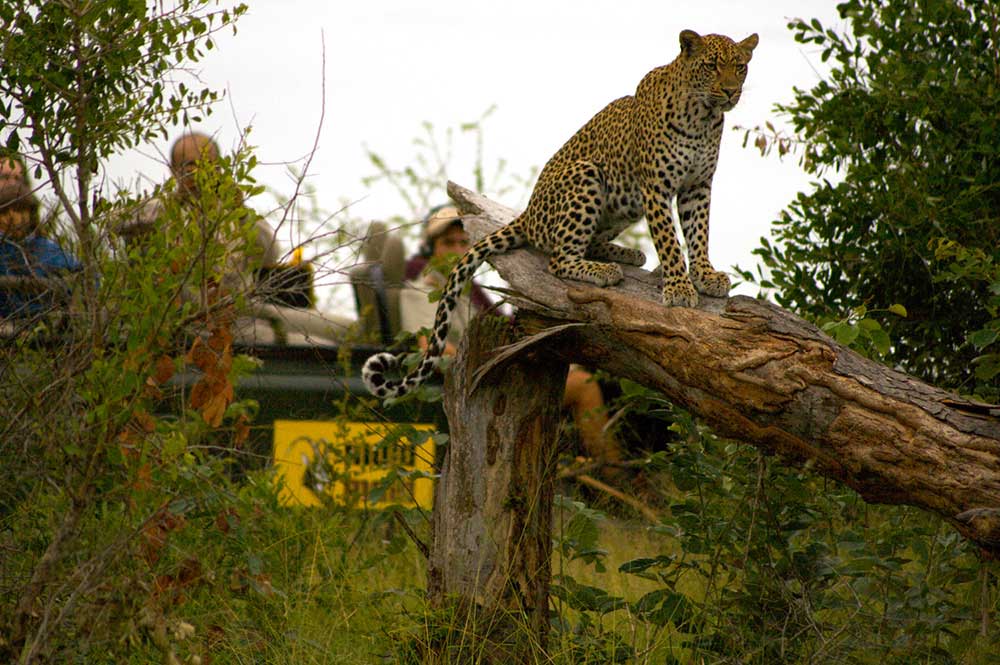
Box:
0, 234, 82, 318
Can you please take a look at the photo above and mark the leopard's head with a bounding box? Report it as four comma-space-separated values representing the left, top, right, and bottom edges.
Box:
679, 30, 758, 112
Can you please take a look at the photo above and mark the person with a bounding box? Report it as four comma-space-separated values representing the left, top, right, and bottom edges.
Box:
0, 179, 81, 319
118, 133, 282, 293
399, 205, 624, 473
119, 133, 279, 266
169, 132, 224, 201
0, 154, 41, 231
165, 133, 349, 344
0, 153, 28, 184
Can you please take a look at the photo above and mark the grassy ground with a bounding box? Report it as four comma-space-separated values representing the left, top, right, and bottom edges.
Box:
135, 469, 999, 664
181, 483, 681, 664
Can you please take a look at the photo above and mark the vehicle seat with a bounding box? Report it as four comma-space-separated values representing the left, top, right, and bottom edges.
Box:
349, 222, 406, 345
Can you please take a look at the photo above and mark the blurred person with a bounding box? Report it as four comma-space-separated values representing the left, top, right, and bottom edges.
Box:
170, 134, 349, 342
0, 153, 28, 184
169, 132, 223, 200
400, 205, 623, 473
0, 153, 41, 231
120, 132, 280, 282
170, 133, 282, 285
0, 180, 80, 319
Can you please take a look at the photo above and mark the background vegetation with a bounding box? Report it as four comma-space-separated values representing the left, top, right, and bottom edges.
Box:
1, 1, 997, 663
739, 0, 1000, 400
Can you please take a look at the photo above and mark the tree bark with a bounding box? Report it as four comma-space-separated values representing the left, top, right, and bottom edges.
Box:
427, 314, 566, 661
444, 180, 1000, 555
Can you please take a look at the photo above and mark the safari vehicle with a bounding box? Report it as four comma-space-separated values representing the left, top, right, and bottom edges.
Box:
226, 221, 442, 508
234, 338, 440, 510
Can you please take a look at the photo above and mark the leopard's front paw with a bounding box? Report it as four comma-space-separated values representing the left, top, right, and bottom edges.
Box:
662, 279, 698, 307
692, 269, 731, 298
597, 263, 625, 286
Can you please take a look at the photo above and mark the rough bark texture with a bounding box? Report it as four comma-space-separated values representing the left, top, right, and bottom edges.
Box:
427, 314, 566, 660
444, 180, 1000, 554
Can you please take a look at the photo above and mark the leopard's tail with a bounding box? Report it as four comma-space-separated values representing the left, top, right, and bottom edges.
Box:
362, 221, 524, 400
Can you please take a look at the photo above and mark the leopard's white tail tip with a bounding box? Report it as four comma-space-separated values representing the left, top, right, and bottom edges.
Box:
362, 352, 403, 399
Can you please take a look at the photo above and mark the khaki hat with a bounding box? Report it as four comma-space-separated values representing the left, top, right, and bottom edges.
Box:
423, 205, 463, 243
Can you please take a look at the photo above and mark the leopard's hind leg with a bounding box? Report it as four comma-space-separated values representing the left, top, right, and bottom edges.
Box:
525, 160, 625, 287
586, 223, 646, 266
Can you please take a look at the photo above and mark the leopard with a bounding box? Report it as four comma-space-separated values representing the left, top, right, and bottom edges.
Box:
363, 29, 758, 399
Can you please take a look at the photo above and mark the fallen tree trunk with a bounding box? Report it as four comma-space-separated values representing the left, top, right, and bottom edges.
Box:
444, 180, 1000, 554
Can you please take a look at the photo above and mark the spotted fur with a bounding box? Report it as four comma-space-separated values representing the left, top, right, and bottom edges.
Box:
363, 30, 757, 399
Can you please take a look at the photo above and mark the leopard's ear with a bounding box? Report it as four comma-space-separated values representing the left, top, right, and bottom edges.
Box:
739, 33, 759, 59
680, 29, 703, 57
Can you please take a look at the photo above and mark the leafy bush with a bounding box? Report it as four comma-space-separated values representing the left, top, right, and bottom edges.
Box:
738, 0, 1000, 395
551, 384, 998, 663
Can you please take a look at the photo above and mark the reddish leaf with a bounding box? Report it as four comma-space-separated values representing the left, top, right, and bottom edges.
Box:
152, 354, 176, 384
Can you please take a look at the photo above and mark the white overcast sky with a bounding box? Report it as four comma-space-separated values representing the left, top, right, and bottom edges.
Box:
105, 0, 845, 310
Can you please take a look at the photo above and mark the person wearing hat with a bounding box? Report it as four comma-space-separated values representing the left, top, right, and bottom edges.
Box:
0, 180, 81, 319
399, 205, 481, 355
399, 204, 624, 476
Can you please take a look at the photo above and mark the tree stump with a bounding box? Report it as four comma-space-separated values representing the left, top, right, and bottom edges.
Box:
427, 314, 566, 660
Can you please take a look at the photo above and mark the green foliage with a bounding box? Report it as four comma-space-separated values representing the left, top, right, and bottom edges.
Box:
0, 0, 245, 168
554, 495, 610, 573
5, 2, 996, 662
819, 302, 906, 359
542, 4, 1000, 662
933, 238, 1000, 398
599, 384, 1000, 663
0, 2, 276, 662
740, 0, 1000, 394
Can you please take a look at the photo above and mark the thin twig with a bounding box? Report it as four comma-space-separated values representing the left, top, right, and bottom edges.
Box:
574, 474, 661, 525
391, 510, 430, 560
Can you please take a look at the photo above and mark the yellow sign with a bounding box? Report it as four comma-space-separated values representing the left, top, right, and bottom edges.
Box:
272, 420, 436, 509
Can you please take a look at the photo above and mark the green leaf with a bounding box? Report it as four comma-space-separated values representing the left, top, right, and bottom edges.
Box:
551, 576, 627, 614
619, 558, 659, 574
653, 592, 693, 627
826, 321, 860, 346
973, 354, 1000, 381
162, 431, 187, 462
63, 442, 84, 457
888, 303, 908, 317
968, 328, 999, 350
857, 318, 882, 332
867, 327, 892, 356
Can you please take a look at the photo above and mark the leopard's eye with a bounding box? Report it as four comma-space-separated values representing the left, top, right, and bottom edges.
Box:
701, 61, 716, 71
736, 64, 747, 74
